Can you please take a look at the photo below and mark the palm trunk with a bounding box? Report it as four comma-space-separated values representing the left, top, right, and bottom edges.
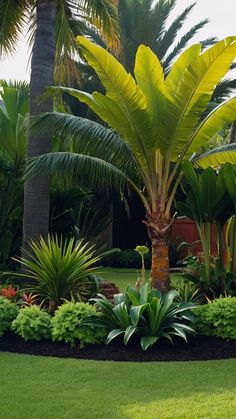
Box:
145, 213, 171, 293
23, 0, 55, 248
150, 233, 170, 292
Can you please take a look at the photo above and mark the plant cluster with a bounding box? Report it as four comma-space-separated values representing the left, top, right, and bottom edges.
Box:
12, 305, 52, 341
179, 162, 236, 298
194, 297, 236, 340
12, 235, 101, 312
0, 296, 19, 336
81, 284, 196, 351
51, 301, 106, 347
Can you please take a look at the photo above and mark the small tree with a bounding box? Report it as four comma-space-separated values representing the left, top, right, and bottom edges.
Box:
28, 37, 236, 292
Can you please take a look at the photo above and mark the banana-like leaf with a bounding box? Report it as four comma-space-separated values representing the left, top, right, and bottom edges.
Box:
194, 144, 236, 169
163, 37, 236, 159
188, 96, 236, 156
77, 36, 154, 157
224, 164, 236, 203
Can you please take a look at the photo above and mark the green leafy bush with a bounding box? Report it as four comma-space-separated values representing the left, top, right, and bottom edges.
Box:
82, 284, 196, 350
11, 305, 51, 341
194, 297, 236, 339
0, 296, 19, 336
51, 302, 106, 347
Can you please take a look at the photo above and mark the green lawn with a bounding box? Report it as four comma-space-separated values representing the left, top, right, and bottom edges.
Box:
0, 353, 235, 418
100, 267, 141, 291
100, 268, 180, 292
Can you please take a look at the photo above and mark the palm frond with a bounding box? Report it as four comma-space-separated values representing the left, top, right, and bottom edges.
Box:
155, 2, 196, 61
29, 111, 136, 173
0, 0, 30, 55
163, 20, 209, 70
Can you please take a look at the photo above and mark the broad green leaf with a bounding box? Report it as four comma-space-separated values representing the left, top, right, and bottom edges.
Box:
188, 96, 236, 156
140, 336, 158, 351
194, 143, 236, 169
106, 329, 124, 345
124, 325, 137, 345
130, 304, 148, 327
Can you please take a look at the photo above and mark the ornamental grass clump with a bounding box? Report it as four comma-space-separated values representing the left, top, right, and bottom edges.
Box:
81, 284, 196, 351
51, 301, 106, 347
12, 305, 51, 341
0, 296, 19, 336
12, 235, 101, 312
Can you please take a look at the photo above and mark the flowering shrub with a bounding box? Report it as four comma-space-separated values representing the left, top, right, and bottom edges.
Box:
1, 285, 17, 301
0, 296, 19, 336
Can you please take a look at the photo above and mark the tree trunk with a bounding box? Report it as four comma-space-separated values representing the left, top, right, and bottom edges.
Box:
144, 213, 172, 293
22, 0, 55, 248
150, 232, 170, 293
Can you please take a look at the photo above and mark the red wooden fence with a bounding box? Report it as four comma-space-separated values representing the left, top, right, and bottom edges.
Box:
171, 217, 218, 256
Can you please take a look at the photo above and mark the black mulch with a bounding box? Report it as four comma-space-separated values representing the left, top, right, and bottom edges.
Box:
0, 332, 235, 362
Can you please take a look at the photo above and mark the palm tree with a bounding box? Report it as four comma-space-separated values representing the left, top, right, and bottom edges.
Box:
27, 37, 236, 292
118, 0, 216, 73
0, 0, 118, 249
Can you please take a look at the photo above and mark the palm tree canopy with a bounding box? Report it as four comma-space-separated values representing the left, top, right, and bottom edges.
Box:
0, 0, 119, 80
29, 37, 236, 217
118, 0, 216, 74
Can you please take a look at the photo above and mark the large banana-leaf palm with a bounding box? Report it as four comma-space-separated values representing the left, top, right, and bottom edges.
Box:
28, 37, 236, 292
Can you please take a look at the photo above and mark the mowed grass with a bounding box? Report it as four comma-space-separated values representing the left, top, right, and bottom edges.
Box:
100, 267, 141, 291
0, 353, 236, 419
100, 268, 181, 292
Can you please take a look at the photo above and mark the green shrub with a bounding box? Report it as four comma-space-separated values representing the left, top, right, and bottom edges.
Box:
51, 302, 107, 347
12, 305, 51, 341
0, 296, 19, 336
81, 284, 196, 351
194, 297, 236, 339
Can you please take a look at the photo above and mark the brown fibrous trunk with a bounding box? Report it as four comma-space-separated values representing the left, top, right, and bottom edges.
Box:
144, 212, 174, 293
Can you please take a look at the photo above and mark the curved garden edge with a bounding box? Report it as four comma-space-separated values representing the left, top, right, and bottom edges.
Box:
0, 332, 235, 362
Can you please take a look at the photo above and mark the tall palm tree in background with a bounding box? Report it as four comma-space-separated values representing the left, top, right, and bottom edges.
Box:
27, 37, 236, 292
0, 0, 118, 248
118, 0, 215, 73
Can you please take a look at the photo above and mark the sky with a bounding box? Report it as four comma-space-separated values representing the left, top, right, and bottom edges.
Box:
0, 0, 236, 81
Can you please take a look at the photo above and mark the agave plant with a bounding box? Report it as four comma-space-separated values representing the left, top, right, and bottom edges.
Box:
81, 283, 196, 350
11, 235, 101, 312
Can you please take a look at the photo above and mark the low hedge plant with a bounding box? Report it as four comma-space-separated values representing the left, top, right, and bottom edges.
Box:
51, 301, 107, 347
194, 297, 236, 339
0, 296, 19, 336
11, 305, 51, 341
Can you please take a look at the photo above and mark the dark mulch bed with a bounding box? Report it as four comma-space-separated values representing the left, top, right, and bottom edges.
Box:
0, 332, 235, 362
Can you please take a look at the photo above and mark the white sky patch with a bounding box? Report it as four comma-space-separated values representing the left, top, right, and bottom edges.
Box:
0, 0, 236, 81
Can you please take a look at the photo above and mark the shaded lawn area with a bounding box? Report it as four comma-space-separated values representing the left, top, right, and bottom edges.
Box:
0, 353, 235, 419
100, 268, 180, 292
100, 267, 140, 291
